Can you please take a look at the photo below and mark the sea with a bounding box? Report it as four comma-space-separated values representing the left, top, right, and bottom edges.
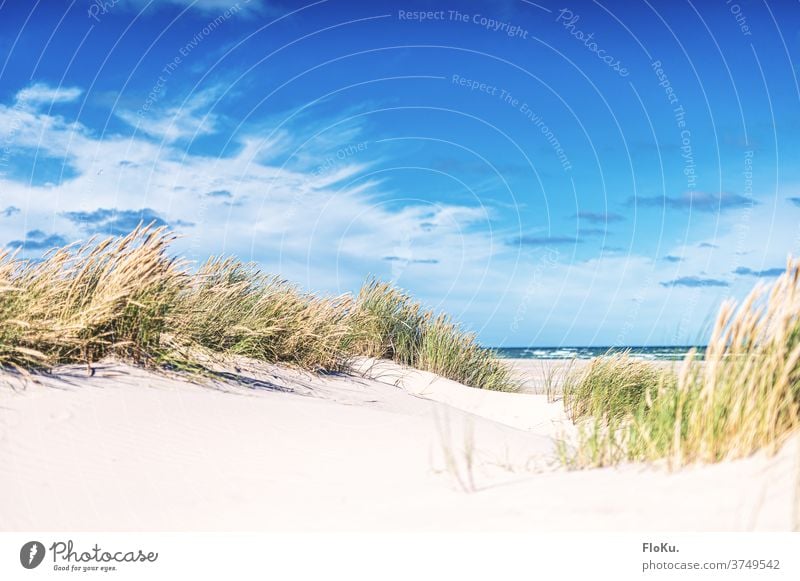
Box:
491, 346, 703, 361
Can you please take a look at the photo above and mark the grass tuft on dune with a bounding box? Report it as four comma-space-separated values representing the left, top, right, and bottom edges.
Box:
0, 227, 184, 371
169, 257, 355, 372
562, 258, 800, 468
0, 226, 516, 391
352, 280, 517, 391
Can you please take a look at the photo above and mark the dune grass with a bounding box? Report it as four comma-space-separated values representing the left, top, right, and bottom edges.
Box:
168, 257, 355, 372
0, 228, 184, 372
350, 280, 425, 366
351, 280, 517, 391
562, 258, 800, 468
0, 226, 516, 390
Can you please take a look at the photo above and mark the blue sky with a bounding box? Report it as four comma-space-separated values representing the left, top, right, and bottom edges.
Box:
0, 0, 799, 346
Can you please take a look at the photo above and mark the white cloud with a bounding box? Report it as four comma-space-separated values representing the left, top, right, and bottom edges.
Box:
123, 0, 269, 17
14, 84, 82, 108
115, 87, 222, 143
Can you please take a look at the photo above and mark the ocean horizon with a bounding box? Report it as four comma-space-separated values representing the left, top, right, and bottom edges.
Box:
491, 346, 704, 361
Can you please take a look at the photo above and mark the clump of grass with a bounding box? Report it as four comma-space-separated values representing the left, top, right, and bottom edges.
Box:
563, 258, 800, 468
418, 314, 516, 392
561, 356, 685, 468
350, 280, 425, 366
352, 279, 517, 391
0, 227, 514, 390
0, 226, 184, 370
169, 257, 354, 371
563, 353, 675, 423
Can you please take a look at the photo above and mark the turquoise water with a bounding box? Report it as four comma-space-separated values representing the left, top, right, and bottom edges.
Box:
491, 346, 704, 361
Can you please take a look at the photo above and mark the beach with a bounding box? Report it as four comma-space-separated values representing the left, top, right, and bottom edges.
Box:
1, 358, 796, 532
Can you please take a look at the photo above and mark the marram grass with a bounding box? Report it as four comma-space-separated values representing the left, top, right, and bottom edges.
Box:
0, 228, 184, 371
351, 281, 517, 391
562, 258, 800, 468
169, 257, 355, 372
0, 226, 516, 391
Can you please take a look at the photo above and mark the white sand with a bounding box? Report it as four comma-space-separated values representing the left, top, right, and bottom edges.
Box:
0, 358, 796, 531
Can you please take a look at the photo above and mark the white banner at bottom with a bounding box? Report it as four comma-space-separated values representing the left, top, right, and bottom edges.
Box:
0, 533, 798, 580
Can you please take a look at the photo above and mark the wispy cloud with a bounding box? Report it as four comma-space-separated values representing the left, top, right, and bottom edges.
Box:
663, 255, 683, 263
579, 227, 610, 236
6, 230, 68, 251
733, 266, 785, 277
15, 83, 82, 108
61, 208, 189, 235
1, 206, 20, 218
205, 189, 232, 199
698, 242, 718, 248
787, 197, 800, 207
660, 276, 729, 288
512, 235, 580, 246
115, 86, 222, 143
383, 256, 439, 265
574, 210, 625, 224
633, 191, 754, 212
125, 0, 269, 15
513, 227, 606, 247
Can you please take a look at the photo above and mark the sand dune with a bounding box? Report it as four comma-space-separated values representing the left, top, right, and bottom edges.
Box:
0, 359, 796, 531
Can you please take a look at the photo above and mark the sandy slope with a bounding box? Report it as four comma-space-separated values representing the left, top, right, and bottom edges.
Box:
0, 358, 796, 531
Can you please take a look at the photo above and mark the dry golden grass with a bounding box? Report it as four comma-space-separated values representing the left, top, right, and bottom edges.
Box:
562, 257, 800, 468
0, 227, 515, 390
0, 227, 183, 371
351, 280, 517, 391
168, 257, 356, 371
